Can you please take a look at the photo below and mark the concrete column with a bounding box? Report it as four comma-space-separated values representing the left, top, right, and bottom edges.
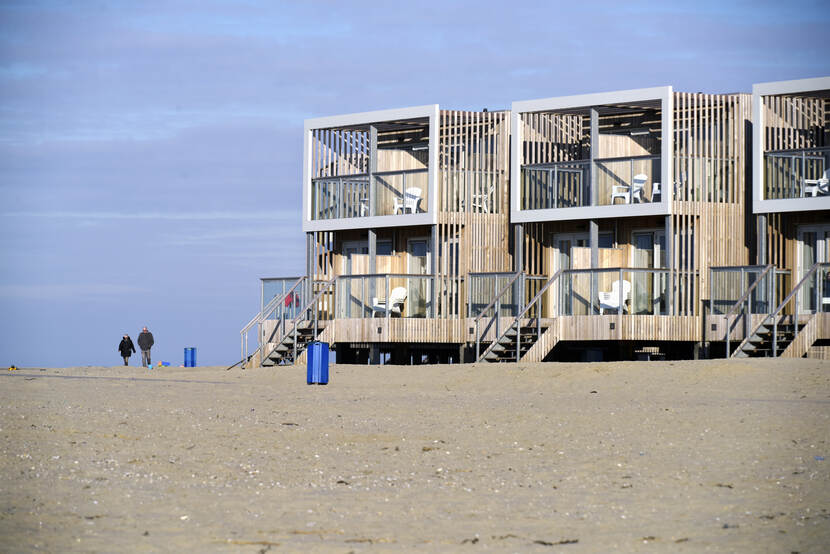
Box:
756, 214, 767, 265
368, 125, 377, 216
514, 223, 524, 272
590, 108, 598, 207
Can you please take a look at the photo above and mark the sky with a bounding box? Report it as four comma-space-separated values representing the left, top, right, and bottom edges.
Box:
1, 0, 828, 367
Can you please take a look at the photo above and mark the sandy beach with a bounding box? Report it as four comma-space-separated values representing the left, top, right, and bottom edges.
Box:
1, 358, 828, 552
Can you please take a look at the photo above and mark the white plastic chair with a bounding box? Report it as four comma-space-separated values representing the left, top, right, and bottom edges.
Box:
372, 287, 407, 317
611, 174, 647, 204
599, 280, 631, 314
651, 182, 661, 202
393, 187, 423, 214
804, 169, 830, 197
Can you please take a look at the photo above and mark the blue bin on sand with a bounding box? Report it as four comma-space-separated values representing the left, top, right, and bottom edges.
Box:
184, 347, 197, 367
306, 342, 329, 385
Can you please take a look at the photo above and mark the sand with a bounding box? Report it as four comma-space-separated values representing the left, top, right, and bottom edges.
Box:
1, 359, 828, 552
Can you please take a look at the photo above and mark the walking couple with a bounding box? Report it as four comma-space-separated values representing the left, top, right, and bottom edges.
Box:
118, 327, 154, 367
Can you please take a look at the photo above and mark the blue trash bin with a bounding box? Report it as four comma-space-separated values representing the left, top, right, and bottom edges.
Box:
184, 347, 196, 367
306, 342, 329, 385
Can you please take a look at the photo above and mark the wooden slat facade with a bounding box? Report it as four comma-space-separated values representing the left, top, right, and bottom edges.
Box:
284, 83, 829, 361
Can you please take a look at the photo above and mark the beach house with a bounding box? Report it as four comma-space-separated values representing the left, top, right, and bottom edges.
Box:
503, 87, 752, 362
709, 77, 830, 359
240, 79, 829, 366
242, 105, 514, 365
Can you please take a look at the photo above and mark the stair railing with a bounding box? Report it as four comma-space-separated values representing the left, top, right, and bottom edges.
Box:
730, 262, 826, 358
473, 272, 523, 361
723, 265, 775, 357
240, 276, 305, 364
476, 270, 562, 363
264, 276, 337, 364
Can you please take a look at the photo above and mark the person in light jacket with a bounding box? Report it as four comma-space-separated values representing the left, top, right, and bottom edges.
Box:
118, 334, 136, 366
137, 327, 154, 368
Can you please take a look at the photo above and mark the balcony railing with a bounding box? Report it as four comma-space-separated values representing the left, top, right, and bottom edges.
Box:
521, 156, 661, 210
521, 161, 590, 210
335, 274, 435, 318
556, 267, 671, 316
467, 272, 547, 318
709, 265, 789, 316
311, 169, 428, 220
764, 147, 830, 200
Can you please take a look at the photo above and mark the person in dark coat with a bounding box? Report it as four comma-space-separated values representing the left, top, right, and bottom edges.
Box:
137, 326, 154, 368
118, 334, 136, 366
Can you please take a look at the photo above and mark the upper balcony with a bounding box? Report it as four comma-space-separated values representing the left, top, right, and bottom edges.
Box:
753, 77, 830, 214
303, 105, 438, 232
511, 87, 672, 222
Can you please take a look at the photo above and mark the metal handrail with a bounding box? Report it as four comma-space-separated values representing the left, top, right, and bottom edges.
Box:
261, 276, 338, 364
476, 270, 563, 363
730, 262, 826, 358
722, 265, 774, 357
474, 272, 523, 360
240, 276, 305, 363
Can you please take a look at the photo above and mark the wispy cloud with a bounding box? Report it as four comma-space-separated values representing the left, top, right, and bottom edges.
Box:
1, 210, 299, 221
0, 283, 148, 300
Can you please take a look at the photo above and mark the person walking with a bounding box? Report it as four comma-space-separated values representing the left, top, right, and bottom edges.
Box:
137, 326, 154, 368
118, 334, 136, 366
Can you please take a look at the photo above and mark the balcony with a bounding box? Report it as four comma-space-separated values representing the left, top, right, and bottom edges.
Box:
521, 156, 662, 210
763, 147, 830, 200
557, 268, 671, 316
311, 169, 429, 220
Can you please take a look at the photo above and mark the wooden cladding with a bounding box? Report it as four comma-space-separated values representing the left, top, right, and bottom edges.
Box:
673, 92, 750, 204
520, 112, 585, 165
763, 95, 828, 151
310, 120, 429, 179
436, 110, 511, 317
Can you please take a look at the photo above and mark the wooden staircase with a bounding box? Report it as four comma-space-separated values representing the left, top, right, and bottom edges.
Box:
731, 318, 805, 358
476, 270, 562, 363
730, 262, 829, 359
261, 321, 325, 366
480, 322, 549, 362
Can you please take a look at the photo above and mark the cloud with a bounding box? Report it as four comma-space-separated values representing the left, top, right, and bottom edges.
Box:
0, 210, 298, 221
0, 283, 148, 300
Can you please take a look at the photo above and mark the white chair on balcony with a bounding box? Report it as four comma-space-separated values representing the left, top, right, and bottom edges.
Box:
599, 280, 631, 314
611, 174, 647, 204
393, 187, 423, 214
804, 169, 830, 197
651, 182, 661, 202
371, 287, 407, 317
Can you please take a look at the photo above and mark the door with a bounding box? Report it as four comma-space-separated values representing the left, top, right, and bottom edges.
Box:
552, 233, 588, 315
798, 225, 830, 313
631, 230, 666, 314
407, 238, 430, 317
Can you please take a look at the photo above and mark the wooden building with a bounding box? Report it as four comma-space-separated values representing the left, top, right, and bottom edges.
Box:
715, 77, 830, 359
239, 80, 830, 366
507, 86, 752, 361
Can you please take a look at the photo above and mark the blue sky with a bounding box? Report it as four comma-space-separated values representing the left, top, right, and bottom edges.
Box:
1, 0, 828, 367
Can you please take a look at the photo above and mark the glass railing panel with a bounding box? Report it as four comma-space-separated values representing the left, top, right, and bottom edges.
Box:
559, 271, 594, 316
520, 161, 590, 210
374, 170, 429, 216
557, 268, 670, 316
709, 266, 775, 315
335, 275, 434, 318
628, 270, 669, 315
261, 278, 304, 319
597, 156, 660, 206
468, 273, 520, 318
764, 148, 830, 200
311, 177, 370, 220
